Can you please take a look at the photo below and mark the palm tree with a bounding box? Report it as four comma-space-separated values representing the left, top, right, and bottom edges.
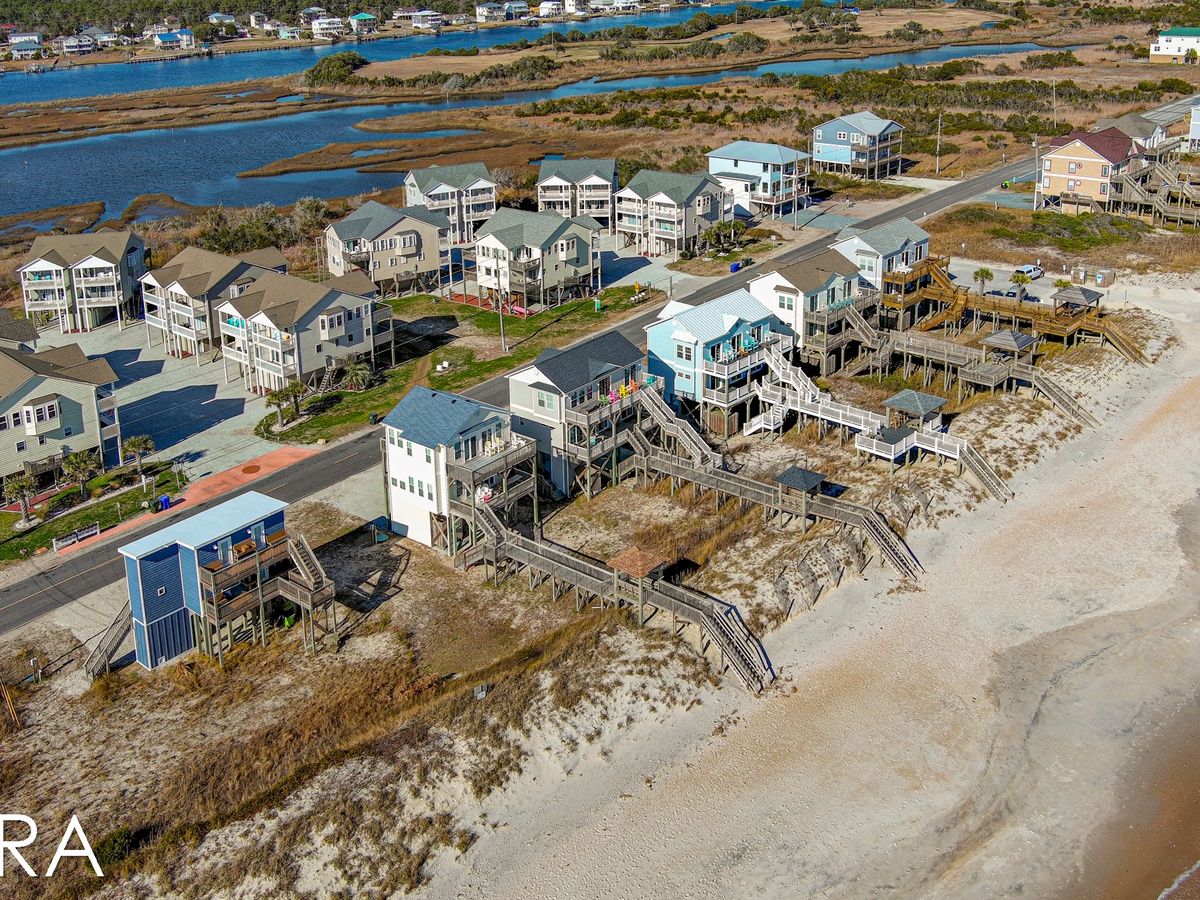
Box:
122, 435, 155, 480
62, 450, 99, 501
1010, 271, 1032, 299
973, 267, 994, 298
266, 388, 289, 428
286, 380, 306, 419
1053, 277, 1072, 291
3, 474, 37, 525
341, 361, 371, 391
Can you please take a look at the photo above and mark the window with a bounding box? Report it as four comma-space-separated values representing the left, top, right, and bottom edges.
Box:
1068, 162, 1077, 174
389, 257, 397, 267
1100, 183, 1108, 195
425, 447, 431, 462
1042, 176, 1051, 189
408, 476, 414, 492
406, 440, 412, 456
391, 476, 398, 486
373, 261, 381, 270
9, 413, 18, 428
37, 435, 45, 446
778, 295, 794, 311
64, 426, 72, 437
1043, 159, 1051, 171
814, 129, 822, 140
15, 441, 25, 452
850, 133, 863, 145
837, 131, 848, 141
418, 480, 424, 498
388, 430, 395, 445
536, 390, 556, 411
1101, 165, 1110, 177
0, 416, 5, 432
157, 587, 167, 597
675, 344, 693, 362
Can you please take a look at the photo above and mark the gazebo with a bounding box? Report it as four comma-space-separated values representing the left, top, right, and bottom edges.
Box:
882, 388, 947, 430
982, 328, 1037, 361
1051, 285, 1102, 312
774, 466, 826, 533
608, 546, 669, 625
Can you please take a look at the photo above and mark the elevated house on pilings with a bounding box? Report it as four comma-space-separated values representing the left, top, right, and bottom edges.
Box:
117, 492, 336, 671
382, 387, 539, 553
645, 289, 793, 438
508, 332, 646, 497
746, 248, 865, 375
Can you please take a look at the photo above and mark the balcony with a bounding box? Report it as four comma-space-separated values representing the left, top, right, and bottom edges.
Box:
371, 304, 392, 323
701, 379, 756, 406
445, 437, 537, 486
145, 311, 168, 329
22, 273, 64, 287
24, 294, 68, 310
806, 292, 874, 326
219, 319, 246, 339
222, 343, 251, 364
24, 454, 63, 477
254, 355, 297, 377
563, 378, 654, 429
77, 271, 118, 286
199, 528, 292, 596
701, 335, 777, 376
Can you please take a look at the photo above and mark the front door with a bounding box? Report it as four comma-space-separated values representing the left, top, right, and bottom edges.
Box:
252, 522, 264, 547
218, 537, 232, 566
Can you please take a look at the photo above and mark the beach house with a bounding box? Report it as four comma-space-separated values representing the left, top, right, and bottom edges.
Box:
215, 271, 393, 394
1149, 27, 1200, 62
614, 170, 728, 259
249, 11, 268, 29
411, 9, 443, 28
9, 32, 43, 59
404, 163, 497, 244
1092, 112, 1167, 150
508, 332, 644, 495
1036, 127, 1143, 215
60, 34, 96, 55
472, 208, 601, 310
0, 344, 121, 483
536, 158, 618, 230
746, 248, 863, 374
300, 6, 328, 22
812, 111, 905, 181
311, 16, 345, 38
19, 231, 148, 333
154, 29, 195, 49
504, 1, 531, 17
207, 12, 236, 26
325, 200, 450, 294
278, 25, 302, 39
830, 217, 930, 290
349, 12, 379, 32
645, 289, 789, 436
538, 0, 564, 16
706, 140, 810, 218
476, 2, 506, 21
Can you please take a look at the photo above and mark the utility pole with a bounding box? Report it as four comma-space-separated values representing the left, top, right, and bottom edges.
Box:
935, 112, 943, 175
1052, 78, 1057, 130
1032, 134, 1040, 211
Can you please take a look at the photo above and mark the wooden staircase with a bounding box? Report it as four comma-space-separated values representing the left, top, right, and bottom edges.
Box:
83, 600, 133, 679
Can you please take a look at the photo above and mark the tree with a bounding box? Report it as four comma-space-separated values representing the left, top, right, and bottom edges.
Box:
62, 450, 99, 500
973, 267, 994, 297
122, 435, 155, 480
266, 388, 289, 428
1187, 48, 1198, 65
286, 380, 306, 418
3, 475, 37, 525
1010, 271, 1032, 292
192, 23, 217, 43
1053, 277, 1072, 290
341, 361, 371, 391
293, 196, 328, 233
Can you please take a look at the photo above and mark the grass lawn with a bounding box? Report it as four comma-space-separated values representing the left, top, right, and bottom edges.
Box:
0, 464, 184, 562
256, 286, 660, 443
668, 240, 776, 276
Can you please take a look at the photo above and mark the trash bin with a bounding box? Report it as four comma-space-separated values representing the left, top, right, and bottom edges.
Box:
369, 412, 378, 425
594, 297, 602, 312
158, 495, 170, 511
730, 262, 740, 273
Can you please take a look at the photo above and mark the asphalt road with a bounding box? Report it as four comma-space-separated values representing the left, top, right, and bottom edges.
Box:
0, 156, 1038, 640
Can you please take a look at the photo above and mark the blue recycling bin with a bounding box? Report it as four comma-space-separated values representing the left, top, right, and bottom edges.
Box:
159, 494, 171, 511
730, 262, 740, 273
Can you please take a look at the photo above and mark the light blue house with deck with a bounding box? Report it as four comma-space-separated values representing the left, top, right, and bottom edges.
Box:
812, 111, 905, 181
119, 492, 288, 670
706, 140, 810, 218
645, 289, 791, 436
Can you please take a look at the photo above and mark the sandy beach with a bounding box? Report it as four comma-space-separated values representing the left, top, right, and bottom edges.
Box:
410, 279, 1200, 899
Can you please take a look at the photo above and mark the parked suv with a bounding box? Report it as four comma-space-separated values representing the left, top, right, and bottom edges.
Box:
1014, 264, 1044, 280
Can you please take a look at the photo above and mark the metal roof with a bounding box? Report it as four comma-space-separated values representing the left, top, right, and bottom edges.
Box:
381, 387, 507, 449
529, 331, 642, 393
982, 330, 1037, 354
651, 289, 775, 344
883, 389, 947, 417
118, 492, 288, 559
707, 140, 809, 166
774, 466, 825, 493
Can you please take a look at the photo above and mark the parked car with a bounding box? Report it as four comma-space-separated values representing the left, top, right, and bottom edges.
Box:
1002, 286, 1028, 301
1014, 264, 1044, 280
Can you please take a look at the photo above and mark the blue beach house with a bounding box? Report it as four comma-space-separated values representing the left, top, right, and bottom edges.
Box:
812, 111, 905, 181
645, 289, 790, 436
119, 492, 288, 670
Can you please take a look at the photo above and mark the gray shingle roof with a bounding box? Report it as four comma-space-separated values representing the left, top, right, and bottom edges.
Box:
407, 162, 494, 194
774, 466, 826, 493
982, 330, 1037, 354
883, 389, 946, 418
621, 170, 723, 205
225, 271, 341, 328
0, 344, 117, 404
0, 308, 39, 345
1092, 112, 1160, 141
381, 387, 507, 448
329, 200, 450, 241
822, 111, 903, 137
474, 207, 587, 252
834, 217, 929, 258
770, 248, 859, 294
530, 332, 642, 394
145, 246, 258, 298
537, 157, 616, 187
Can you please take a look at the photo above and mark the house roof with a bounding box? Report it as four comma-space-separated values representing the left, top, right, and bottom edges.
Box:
774, 466, 826, 493
0, 344, 117, 404
529, 331, 642, 394
607, 545, 669, 578
821, 111, 903, 136
1048, 127, 1141, 164
768, 248, 858, 294
982, 329, 1037, 354
883, 389, 946, 417
834, 217, 930, 258
21, 231, 141, 270
474, 207, 586, 251
328, 200, 450, 242
706, 140, 809, 165
381, 387, 507, 448
569, 214, 604, 231
536, 157, 616, 187
118, 491, 288, 559
0, 308, 39, 345
621, 169, 722, 204
326, 271, 378, 297
237, 246, 288, 271
1052, 285, 1103, 307
227, 271, 341, 328
144, 246, 257, 297
1160, 27, 1200, 36
1092, 112, 1161, 141
407, 162, 494, 194
654, 289, 775, 344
